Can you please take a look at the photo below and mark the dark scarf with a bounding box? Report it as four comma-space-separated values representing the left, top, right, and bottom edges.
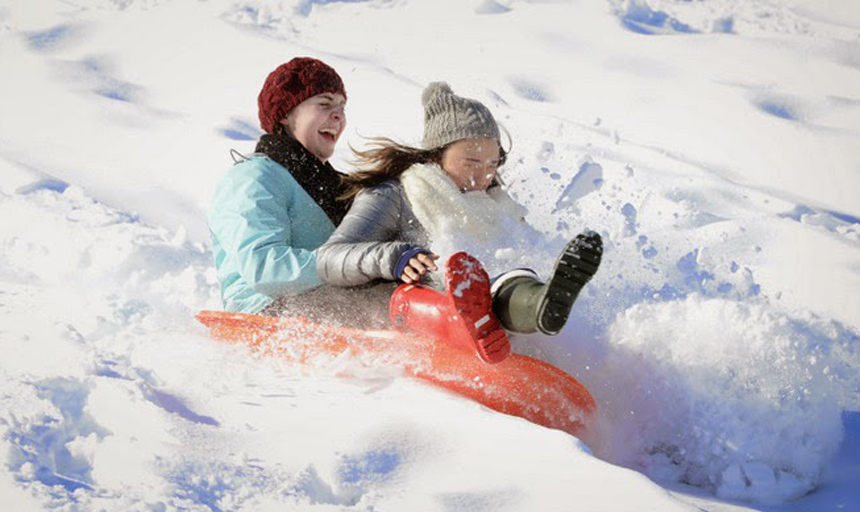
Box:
255, 133, 350, 225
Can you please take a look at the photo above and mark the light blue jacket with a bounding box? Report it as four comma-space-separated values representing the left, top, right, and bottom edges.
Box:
209, 156, 335, 313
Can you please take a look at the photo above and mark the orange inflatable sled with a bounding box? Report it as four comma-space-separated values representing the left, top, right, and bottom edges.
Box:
196, 310, 596, 437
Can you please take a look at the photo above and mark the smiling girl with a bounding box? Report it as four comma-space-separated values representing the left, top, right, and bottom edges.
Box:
317, 82, 603, 364
209, 58, 350, 314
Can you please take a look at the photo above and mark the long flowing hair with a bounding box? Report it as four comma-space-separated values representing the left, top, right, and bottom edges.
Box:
341, 137, 508, 201
340, 138, 446, 200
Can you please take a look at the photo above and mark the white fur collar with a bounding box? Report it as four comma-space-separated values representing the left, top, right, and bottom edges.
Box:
399, 163, 537, 276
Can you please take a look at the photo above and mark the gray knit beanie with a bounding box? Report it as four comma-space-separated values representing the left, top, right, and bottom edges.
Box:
422, 82, 500, 150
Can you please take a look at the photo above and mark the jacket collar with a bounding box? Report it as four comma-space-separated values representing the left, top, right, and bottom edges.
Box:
255, 133, 350, 225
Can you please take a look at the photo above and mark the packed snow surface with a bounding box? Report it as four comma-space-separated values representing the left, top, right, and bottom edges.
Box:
1, 0, 859, 511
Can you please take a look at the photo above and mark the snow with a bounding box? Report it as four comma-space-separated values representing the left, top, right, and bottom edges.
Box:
1, 0, 858, 510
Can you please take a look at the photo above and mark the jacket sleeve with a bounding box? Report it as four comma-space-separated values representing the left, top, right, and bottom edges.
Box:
209, 159, 324, 297
317, 182, 418, 287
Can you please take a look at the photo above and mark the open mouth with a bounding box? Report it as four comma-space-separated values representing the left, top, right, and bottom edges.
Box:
319, 127, 338, 142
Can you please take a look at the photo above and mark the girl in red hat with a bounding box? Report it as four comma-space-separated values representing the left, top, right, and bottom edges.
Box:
209, 57, 350, 315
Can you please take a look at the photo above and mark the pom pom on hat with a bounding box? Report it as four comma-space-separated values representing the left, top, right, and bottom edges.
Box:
258, 57, 346, 134
422, 82, 454, 109
421, 82, 499, 150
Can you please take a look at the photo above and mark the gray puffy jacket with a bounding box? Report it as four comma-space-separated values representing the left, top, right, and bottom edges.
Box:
317, 180, 428, 287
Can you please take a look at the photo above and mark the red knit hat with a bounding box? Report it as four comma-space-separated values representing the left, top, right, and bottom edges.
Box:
257, 57, 347, 134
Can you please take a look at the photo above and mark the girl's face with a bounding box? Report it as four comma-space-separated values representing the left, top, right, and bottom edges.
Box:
440, 137, 501, 191
281, 92, 347, 162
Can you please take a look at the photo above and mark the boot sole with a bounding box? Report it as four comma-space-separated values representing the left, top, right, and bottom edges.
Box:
538, 233, 603, 335
446, 252, 512, 364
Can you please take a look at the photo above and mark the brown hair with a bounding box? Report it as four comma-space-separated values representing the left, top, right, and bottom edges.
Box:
340, 138, 445, 200
341, 137, 508, 200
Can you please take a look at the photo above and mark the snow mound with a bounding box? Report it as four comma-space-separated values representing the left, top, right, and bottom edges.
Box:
592, 295, 857, 503
610, 0, 860, 39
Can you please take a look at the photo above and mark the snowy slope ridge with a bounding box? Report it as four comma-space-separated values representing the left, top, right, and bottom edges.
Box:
1, 0, 859, 510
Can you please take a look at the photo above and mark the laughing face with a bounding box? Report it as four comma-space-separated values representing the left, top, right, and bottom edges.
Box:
281, 92, 347, 162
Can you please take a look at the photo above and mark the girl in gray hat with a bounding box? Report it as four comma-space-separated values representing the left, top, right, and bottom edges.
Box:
317, 82, 602, 364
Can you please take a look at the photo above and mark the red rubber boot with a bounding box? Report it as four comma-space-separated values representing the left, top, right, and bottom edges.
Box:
389, 252, 511, 364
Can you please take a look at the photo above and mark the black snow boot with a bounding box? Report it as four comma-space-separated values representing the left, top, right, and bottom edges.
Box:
492, 231, 603, 336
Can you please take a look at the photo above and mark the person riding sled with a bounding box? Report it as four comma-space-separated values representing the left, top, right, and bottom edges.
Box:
209, 57, 350, 315
317, 82, 603, 364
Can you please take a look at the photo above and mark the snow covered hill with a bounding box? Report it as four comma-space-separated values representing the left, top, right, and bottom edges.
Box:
1, 0, 858, 510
